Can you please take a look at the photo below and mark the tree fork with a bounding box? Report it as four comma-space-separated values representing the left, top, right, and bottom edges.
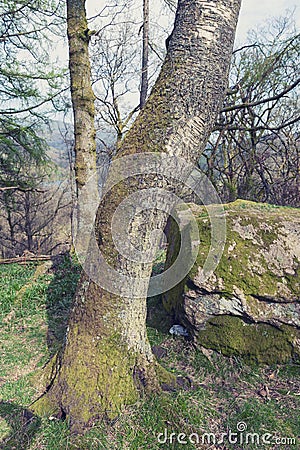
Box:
32, 0, 241, 433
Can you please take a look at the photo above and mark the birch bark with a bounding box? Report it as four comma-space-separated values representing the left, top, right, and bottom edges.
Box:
34, 0, 241, 432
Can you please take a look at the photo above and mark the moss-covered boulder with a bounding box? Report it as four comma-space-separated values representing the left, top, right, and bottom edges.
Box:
163, 200, 300, 364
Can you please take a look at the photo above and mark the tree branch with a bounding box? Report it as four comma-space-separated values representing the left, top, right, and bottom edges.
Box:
222, 77, 300, 113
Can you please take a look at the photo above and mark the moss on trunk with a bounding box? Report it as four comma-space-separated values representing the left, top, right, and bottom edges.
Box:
32, 0, 242, 432
67, 0, 96, 192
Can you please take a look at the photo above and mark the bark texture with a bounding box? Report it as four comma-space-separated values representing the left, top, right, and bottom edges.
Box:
67, 0, 97, 193
33, 0, 242, 432
140, 0, 149, 108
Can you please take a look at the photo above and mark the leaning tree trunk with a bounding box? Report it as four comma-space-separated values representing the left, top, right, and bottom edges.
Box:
33, 0, 241, 432
140, 0, 149, 108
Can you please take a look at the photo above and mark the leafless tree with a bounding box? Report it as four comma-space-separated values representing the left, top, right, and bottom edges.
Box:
201, 15, 300, 205
0, 181, 72, 258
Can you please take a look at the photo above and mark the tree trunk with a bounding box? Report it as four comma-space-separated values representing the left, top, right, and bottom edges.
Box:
66, 0, 97, 194
33, 0, 241, 432
140, 0, 149, 108
24, 191, 33, 252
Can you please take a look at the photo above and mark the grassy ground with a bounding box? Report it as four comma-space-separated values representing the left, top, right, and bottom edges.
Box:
0, 255, 299, 449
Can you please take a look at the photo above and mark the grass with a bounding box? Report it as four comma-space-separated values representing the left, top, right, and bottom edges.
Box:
0, 255, 299, 449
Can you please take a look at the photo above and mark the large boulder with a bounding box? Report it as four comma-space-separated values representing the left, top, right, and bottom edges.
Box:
162, 200, 300, 364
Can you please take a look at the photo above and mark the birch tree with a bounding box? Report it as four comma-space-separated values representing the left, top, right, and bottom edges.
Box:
33, 0, 242, 432
140, 0, 149, 108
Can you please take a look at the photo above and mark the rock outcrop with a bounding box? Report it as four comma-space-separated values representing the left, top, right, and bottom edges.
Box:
163, 200, 300, 364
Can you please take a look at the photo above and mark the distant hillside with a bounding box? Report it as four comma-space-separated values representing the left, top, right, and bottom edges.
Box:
40, 120, 115, 169
40, 120, 73, 169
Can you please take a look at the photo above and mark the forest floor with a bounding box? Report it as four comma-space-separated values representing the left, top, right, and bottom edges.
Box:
0, 255, 299, 449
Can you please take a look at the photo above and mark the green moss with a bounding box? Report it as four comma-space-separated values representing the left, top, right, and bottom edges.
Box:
285, 270, 300, 297
61, 331, 139, 424
31, 391, 60, 418
117, 57, 177, 158
162, 215, 187, 317
197, 315, 298, 364
164, 201, 299, 316
185, 201, 300, 300
223, 199, 282, 211
32, 330, 140, 430
155, 363, 177, 388
163, 201, 300, 364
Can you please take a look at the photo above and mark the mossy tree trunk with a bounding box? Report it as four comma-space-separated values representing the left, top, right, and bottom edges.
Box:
67, 0, 97, 194
34, 0, 241, 432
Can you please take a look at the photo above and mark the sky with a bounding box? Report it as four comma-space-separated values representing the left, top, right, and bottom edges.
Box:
86, 0, 300, 45
235, 0, 299, 43
51, 0, 299, 121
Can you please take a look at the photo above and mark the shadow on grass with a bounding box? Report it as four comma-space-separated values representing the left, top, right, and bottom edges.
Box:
0, 401, 41, 450
0, 255, 81, 448
146, 295, 174, 334
45, 253, 81, 355
45, 252, 172, 350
